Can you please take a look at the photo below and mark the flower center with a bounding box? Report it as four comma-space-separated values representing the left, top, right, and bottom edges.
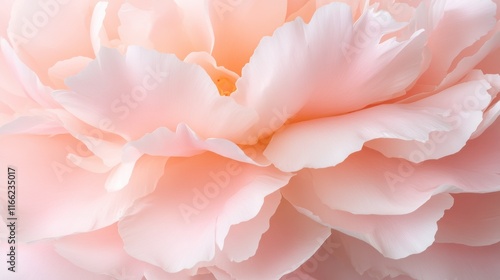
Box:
216, 76, 236, 96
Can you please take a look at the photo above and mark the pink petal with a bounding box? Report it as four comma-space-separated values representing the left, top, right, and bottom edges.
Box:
118, 152, 291, 272
306, 148, 438, 215
54, 224, 205, 280
215, 199, 331, 280
90, 1, 109, 56
283, 172, 453, 259
436, 192, 500, 246
183, 51, 240, 96
118, 0, 213, 59
0, 39, 30, 113
53, 46, 257, 142
48, 56, 93, 89
285, 0, 317, 23
116, 123, 266, 191
473, 99, 500, 137
297, 115, 500, 216
0, 134, 166, 241
125, 124, 259, 164
7, 0, 95, 84
286, 0, 312, 21
99, 0, 125, 41
221, 190, 281, 262
340, 232, 500, 280
52, 110, 127, 167
265, 76, 492, 172
282, 233, 383, 280
208, 0, 287, 74
0, 241, 112, 280
1, 39, 58, 108
0, 0, 13, 38
439, 22, 500, 89
207, 267, 234, 280
477, 46, 500, 75
0, 110, 67, 135
367, 74, 495, 162
233, 2, 427, 140
416, 0, 497, 87
54, 224, 146, 279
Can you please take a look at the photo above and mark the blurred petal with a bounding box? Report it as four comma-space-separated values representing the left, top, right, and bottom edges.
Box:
7, 0, 95, 84
0, 242, 112, 280
417, 0, 497, 87
436, 192, 500, 246
282, 233, 384, 280
341, 232, 500, 280
265, 76, 492, 172
367, 74, 495, 162
125, 124, 259, 164
439, 23, 500, 88
48, 56, 93, 89
209, 0, 287, 74
305, 148, 436, 215
0, 134, 166, 241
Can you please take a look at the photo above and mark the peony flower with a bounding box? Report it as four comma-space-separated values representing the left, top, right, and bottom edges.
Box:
0, 0, 499, 279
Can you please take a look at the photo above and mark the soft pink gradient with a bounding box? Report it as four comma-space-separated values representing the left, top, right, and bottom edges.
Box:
1, 1, 500, 279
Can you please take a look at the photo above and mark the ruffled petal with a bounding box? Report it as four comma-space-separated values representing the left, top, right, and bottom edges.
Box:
416, 0, 497, 87
118, 152, 291, 272
341, 232, 500, 280
265, 76, 492, 172
283, 171, 453, 259
53, 46, 257, 142
54, 224, 206, 280
233, 2, 427, 140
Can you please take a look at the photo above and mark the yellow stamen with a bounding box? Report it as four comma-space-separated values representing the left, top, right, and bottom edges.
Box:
216, 77, 236, 96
